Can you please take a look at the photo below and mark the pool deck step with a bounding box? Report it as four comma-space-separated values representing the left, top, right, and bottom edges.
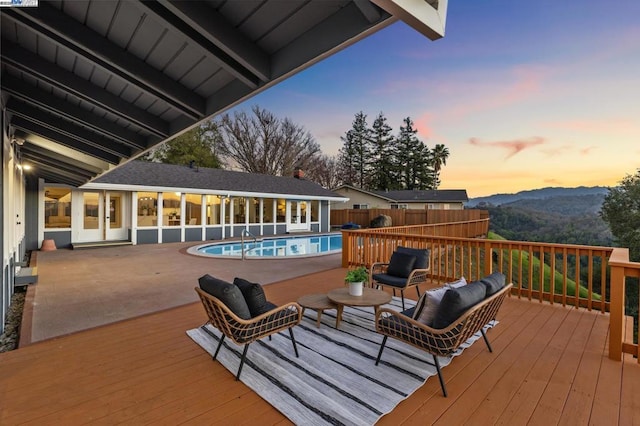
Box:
72, 240, 133, 250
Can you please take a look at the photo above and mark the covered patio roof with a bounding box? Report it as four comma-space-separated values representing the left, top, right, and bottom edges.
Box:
1, 0, 447, 186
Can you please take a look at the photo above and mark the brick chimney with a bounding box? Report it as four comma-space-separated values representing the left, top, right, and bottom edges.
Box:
294, 167, 304, 179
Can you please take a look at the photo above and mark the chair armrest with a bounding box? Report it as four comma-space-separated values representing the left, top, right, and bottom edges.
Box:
248, 302, 303, 324
369, 262, 389, 287
406, 268, 430, 286
376, 307, 459, 334
227, 302, 302, 343
375, 307, 466, 356
370, 262, 389, 275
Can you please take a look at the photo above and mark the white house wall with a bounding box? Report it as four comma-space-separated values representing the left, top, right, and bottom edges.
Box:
331, 189, 391, 210
332, 188, 465, 210
2, 115, 27, 335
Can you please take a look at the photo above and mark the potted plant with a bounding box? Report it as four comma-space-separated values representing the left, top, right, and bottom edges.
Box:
345, 266, 369, 296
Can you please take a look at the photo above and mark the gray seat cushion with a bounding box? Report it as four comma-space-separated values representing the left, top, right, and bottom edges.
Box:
198, 274, 251, 320
432, 281, 486, 329
480, 272, 506, 297
386, 251, 416, 278
234, 277, 271, 317
396, 246, 430, 270
372, 273, 408, 288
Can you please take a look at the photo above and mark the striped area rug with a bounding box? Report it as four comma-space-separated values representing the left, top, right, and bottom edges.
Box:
186, 297, 495, 425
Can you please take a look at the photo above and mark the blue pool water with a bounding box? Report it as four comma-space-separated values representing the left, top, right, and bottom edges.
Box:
189, 233, 342, 258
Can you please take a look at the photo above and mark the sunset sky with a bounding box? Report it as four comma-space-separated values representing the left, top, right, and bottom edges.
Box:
236, 1, 640, 197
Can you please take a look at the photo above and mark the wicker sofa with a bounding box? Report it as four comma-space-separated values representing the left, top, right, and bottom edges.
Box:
374, 273, 512, 396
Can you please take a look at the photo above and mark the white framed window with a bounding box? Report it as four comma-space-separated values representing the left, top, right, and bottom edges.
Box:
353, 204, 369, 209
390, 204, 408, 209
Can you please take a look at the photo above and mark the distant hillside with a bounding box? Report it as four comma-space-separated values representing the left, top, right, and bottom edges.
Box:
502, 194, 606, 216
480, 204, 613, 246
466, 186, 613, 246
467, 186, 608, 207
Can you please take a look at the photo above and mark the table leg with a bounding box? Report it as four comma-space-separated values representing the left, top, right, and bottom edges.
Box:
335, 304, 344, 328
316, 309, 322, 328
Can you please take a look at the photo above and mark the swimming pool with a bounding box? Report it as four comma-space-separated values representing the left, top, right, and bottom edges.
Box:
188, 233, 342, 259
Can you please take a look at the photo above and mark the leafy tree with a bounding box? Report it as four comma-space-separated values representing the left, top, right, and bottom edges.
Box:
600, 170, 640, 338
216, 105, 321, 176
306, 154, 342, 189
146, 122, 223, 168
369, 112, 397, 191
601, 170, 640, 261
337, 112, 372, 188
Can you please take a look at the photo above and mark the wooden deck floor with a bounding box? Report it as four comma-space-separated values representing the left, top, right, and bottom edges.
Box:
1, 268, 639, 425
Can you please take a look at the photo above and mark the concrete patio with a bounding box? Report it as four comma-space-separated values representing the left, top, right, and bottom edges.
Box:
22, 242, 342, 344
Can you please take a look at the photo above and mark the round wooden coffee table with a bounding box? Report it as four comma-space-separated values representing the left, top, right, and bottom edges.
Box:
327, 287, 392, 328
297, 293, 337, 328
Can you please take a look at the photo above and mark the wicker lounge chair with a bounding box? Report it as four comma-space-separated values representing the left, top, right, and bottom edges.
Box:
370, 246, 431, 310
375, 281, 513, 396
195, 285, 302, 380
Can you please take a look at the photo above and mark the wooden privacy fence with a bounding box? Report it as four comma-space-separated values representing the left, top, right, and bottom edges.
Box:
331, 208, 487, 228
342, 227, 640, 363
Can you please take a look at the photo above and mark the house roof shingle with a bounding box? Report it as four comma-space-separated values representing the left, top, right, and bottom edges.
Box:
333, 184, 468, 203
88, 161, 344, 199
372, 189, 469, 203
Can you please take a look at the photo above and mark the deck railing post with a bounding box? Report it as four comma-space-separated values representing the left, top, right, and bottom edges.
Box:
341, 231, 351, 268
484, 239, 493, 277
608, 247, 629, 361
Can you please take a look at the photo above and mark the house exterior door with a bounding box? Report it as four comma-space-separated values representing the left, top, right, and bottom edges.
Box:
105, 192, 127, 240
77, 191, 128, 242
287, 200, 309, 232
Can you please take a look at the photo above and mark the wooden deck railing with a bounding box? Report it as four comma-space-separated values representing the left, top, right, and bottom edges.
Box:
342, 225, 640, 363
331, 208, 488, 228
608, 247, 640, 361
361, 219, 489, 237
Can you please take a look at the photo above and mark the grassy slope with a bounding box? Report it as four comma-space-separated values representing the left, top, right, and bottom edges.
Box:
487, 232, 600, 300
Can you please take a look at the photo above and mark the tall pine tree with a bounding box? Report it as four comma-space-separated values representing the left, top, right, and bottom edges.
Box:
394, 117, 433, 189
337, 112, 372, 188
369, 112, 397, 191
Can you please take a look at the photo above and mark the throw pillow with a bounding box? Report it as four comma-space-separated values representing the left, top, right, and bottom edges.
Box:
415, 286, 449, 326
396, 246, 430, 270
445, 276, 467, 289
480, 272, 506, 297
413, 291, 429, 319
386, 251, 417, 278
198, 274, 251, 320
233, 277, 271, 317
432, 281, 486, 329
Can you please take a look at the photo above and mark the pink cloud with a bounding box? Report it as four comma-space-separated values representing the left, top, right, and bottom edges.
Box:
413, 113, 434, 139
436, 64, 553, 121
469, 136, 546, 159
